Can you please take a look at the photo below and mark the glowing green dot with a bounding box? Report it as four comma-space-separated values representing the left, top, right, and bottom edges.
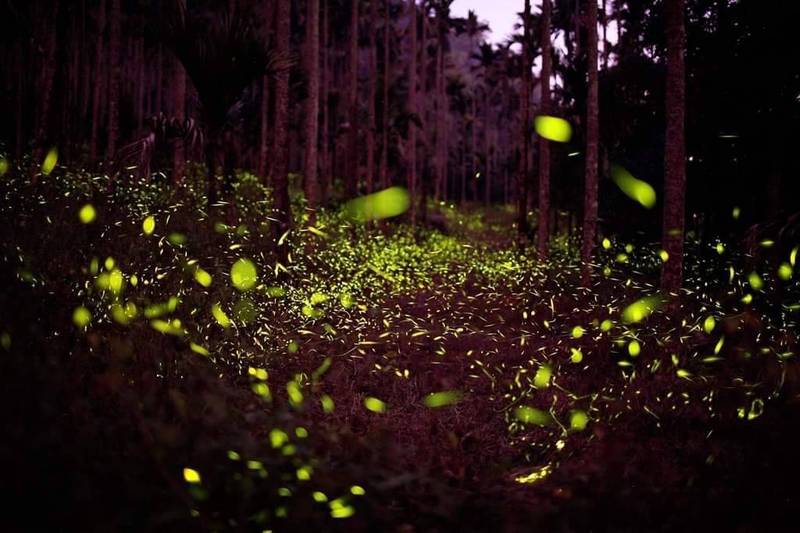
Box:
108, 269, 124, 294
534, 115, 573, 142
190, 343, 210, 356
602, 238, 611, 250
345, 187, 411, 222
778, 263, 793, 281
748, 272, 764, 291
628, 340, 641, 357
570, 348, 583, 363
571, 326, 585, 339
142, 216, 156, 235
514, 405, 551, 426
287, 340, 299, 353
183, 468, 201, 484
230, 258, 258, 291
659, 249, 669, 262
72, 306, 91, 328
211, 303, 231, 328
78, 204, 96, 224
423, 390, 462, 408
296, 466, 312, 481
321, 394, 335, 413
621, 296, 662, 324
364, 396, 386, 413
350, 485, 366, 496
168, 232, 186, 245
569, 410, 589, 431
194, 268, 212, 288
611, 165, 656, 209
41, 148, 58, 175
270, 428, 289, 448
703, 316, 716, 334
600, 319, 613, 332
533, 365, 552, 388
0, 157, 8, 176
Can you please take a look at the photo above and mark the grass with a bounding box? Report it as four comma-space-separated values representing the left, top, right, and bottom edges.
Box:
1, 163, 799, 531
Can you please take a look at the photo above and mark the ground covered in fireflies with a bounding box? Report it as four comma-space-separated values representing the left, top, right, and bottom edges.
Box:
1, 168, 800, 531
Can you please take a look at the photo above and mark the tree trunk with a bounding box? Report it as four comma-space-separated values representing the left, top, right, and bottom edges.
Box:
90, 0, 106, 165
272, 0, 293, 236
304, 0, 321, 223
172, 57, 186, 184
320, 0, 331, 202
434, 18, 447, 202
537, 0, 553, 257
407, 0, 418, 224
366, 0, 378, 194
379, 0, 391, 190
660, 0, 686, 291
484, 90, 491, 205
32, 0, 60, 179
155, 44, 163, 114
15, 41, 25, 159
106, 0, 121, 161
346, 0, 360, 198
259, 75, 270, 179
135, 39, 145, 131
517, 0, 532, 241
470, 95, 478, 202
259, 0, 274, 181
602, 0, 609, 69
582, 0, 600, 283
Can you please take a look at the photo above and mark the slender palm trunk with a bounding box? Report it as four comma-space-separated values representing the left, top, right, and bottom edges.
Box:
272, 0, 292, 236
470, 96, 478, 201
582, 0, 600, 283
484, 90, 491, 205
661, 0, 686, 291
32, 0, 60, 178
407, 0, 418, 224
366, 0, 378, 194
90, 0, 106, 165
172, 58, 186, 184
106, 0, 121, 161
346, 0, 360, 197
258, 0, 274, 180
517, 0, 532, 241
537, 0, 553, 257
379, 0, 390, 190
320, 0, 331, 202
434, 23, 445, 201
304, 0, 321, 223
602, 0, 610, 69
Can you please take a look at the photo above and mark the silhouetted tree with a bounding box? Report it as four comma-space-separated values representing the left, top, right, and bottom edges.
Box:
345, 0, 360, 198
582, 0, 599, 282
106, 0, 121, 161
661, 0, 686, 291
537, 0, 553, 257
304, 0, 321, 222
273, 0, 292, 233
407, 0, 418, 224
517, 0, 533, 242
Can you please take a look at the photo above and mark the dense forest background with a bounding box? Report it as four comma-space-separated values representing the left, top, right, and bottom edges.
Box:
2, 0, 798, 239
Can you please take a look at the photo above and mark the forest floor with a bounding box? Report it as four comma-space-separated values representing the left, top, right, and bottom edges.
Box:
1, 170, 800, 532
